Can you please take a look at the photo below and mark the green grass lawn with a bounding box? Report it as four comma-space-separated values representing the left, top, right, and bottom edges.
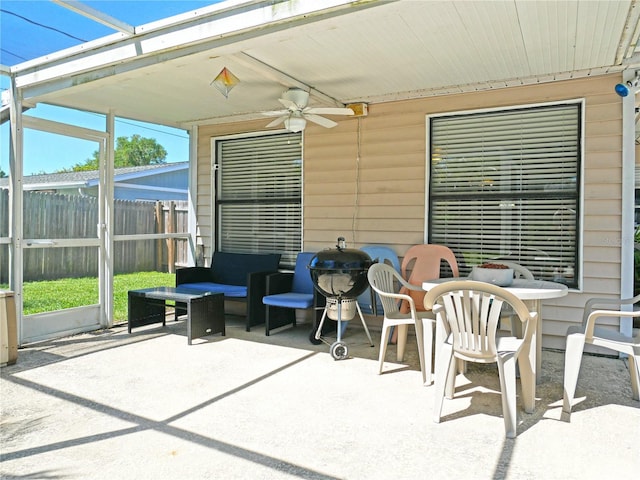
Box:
1, 271, 175, 322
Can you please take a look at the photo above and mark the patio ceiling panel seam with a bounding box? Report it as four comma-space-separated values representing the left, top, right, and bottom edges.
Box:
12, 1, 390, 91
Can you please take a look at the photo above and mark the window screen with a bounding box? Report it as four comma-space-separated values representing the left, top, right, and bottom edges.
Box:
216, 132, 302, 267
429, 103, 580, 287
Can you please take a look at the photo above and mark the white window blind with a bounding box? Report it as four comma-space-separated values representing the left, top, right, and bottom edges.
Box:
429, 103, 580, 286
216, 133, 302, 267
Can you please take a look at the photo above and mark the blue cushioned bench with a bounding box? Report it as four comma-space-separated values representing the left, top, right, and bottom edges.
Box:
176, 251, 281, 331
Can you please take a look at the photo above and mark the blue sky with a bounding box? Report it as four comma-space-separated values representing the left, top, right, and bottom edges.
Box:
0, 97, 191, 175
0, 1, 221, 175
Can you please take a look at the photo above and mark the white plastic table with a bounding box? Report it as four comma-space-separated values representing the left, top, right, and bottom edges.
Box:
420, 278, 568, 383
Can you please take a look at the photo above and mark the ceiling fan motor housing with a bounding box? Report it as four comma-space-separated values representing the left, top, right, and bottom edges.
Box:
283, 88, 310, 108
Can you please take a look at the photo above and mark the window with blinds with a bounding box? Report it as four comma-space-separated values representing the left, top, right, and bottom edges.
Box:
215, 132, 302, 267
428, 103, 581, 287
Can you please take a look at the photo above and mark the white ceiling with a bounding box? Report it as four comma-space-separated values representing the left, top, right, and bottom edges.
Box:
9, 0, 640, 129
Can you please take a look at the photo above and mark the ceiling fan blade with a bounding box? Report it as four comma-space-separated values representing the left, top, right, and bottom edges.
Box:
262, 109, 289, 117
279, 98, 300, 110
265, 116, 287, 127
305, 114, 338, 128
305, 107, 354, 116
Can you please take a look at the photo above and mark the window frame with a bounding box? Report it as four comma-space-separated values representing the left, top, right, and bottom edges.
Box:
211, 130, 303, 268
426, 100, 584, 288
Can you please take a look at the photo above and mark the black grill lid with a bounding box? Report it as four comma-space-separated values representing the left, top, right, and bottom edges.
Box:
309, 237, 372, 298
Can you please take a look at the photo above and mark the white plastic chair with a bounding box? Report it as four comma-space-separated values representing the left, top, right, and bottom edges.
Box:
367, 262, 435, 385
496, 261, 534, 280
493, 261, 534, 335
563, 295, 640, 413
424, 280, 538, 438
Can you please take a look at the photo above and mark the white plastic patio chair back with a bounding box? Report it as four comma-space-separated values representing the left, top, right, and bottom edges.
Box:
563, 295, 640, 413
496, 261, 534, 280
492, 261, 534, 335
424, 280, 538, 438
367, 262, 435, 385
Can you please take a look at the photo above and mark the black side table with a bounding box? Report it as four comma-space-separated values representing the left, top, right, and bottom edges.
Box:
128, 287, 225, 345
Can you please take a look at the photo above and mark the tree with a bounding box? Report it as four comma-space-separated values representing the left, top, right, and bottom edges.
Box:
0, 168, 6, 178
62, 135, 168, 172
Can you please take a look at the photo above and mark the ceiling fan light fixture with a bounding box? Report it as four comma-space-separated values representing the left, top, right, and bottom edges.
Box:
264, 88, 353, 131
284, 116, 306, 132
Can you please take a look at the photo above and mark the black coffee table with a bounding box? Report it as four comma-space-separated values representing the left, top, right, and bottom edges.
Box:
128, 287, 225, 345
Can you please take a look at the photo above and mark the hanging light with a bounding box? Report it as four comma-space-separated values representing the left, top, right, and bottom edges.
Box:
210, 67, 240, 98
284, 115, 306, 132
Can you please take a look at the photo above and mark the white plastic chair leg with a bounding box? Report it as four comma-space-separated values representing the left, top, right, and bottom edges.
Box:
433, 320, 456, 396
378, 323, 392, 374
497, 353, 518, 438
433, 344, 454, 423
562, 331, 586, 413
396, 324, 408, 361
629, 354, 640, 401
420, 318, 435, 386
414, 320, 426, 385
517, 351, 536, 413
445, 358, 457, 399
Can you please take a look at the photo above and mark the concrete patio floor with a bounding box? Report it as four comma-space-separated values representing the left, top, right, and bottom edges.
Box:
1, 314, 639, 480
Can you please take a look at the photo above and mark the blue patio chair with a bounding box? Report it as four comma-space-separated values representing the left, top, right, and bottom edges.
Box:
346, 245, 401, 340
263, 252, 319, 336
357, 245, 401, 316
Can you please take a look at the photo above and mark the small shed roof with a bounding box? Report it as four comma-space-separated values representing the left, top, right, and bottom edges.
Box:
0, 162, 188, 190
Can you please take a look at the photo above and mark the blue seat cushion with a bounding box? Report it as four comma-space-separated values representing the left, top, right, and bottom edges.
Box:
263, 292, 314, 309
179, 282, 247, 298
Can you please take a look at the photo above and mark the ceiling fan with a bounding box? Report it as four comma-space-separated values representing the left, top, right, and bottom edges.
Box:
263, 88, 354, 132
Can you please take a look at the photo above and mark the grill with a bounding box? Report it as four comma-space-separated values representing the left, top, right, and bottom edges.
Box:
308, 237, 374, 360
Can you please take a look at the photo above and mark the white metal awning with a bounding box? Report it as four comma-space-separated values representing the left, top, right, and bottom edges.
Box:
4, 0, 640, 129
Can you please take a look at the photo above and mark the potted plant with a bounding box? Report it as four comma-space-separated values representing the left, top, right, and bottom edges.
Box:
470, 262, 514, 287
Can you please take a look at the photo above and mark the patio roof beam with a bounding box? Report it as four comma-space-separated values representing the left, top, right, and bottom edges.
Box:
615, 0, 640, 64
232, 52, 345, 108
52, 0, 135, 35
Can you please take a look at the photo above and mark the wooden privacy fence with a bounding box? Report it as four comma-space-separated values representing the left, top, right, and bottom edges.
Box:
0, 189, 188, 282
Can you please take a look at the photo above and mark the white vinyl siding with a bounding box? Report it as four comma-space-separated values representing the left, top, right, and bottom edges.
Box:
198, 74, 621, 350
215, 132, 302, 267
429, 103, 581, 287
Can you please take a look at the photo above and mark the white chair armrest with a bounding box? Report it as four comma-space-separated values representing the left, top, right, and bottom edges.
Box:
582, 295, 640, 326
401, 282, 427, 293
375, 288, 420, 316
584, 308, 640, 339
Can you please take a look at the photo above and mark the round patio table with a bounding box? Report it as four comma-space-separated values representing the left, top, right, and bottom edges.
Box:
420, 277, 568, 385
